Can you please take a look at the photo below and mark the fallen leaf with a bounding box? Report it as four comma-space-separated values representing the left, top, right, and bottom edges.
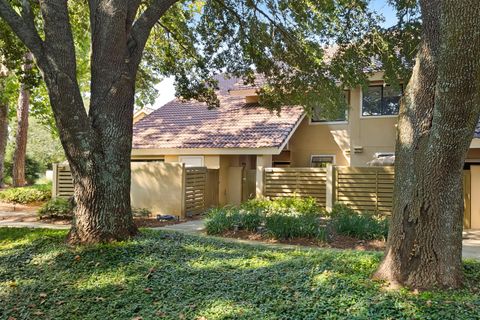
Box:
7, 317, 17, 320
155, 311, 166, 317
74, 255, 81, 261
39, 293, 47, 299
132, 317, 142, 320
143, 288, 152, 294
33, 311, 44, 316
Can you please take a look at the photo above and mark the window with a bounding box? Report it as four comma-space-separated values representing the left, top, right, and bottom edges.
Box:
311, 91, 350, 123
178, 156, 204, 167
362, 85, 403, 116
310, 155, 335, 168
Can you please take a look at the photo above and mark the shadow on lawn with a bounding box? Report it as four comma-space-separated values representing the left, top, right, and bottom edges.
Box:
1, 228, 480, 319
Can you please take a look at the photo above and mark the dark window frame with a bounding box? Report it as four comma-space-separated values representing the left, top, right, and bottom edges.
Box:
311, 90, 350, 123
361, 85, 403, 117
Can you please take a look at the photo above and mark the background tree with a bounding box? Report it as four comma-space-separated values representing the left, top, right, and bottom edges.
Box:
11, 51, 32, 187
0, 63, 8, 188
374, 0, 480, 289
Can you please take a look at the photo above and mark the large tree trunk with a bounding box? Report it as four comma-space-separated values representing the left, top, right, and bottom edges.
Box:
374, 0, 480, 289
0, 0, 177, 244
0, 102, 7, 188
12, 52, 33, 187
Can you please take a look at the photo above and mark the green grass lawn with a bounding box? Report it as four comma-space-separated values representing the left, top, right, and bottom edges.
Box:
1, 228, 480, 320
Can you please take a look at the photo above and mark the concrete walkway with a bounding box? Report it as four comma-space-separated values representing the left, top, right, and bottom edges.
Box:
2, 211, 480, 260
156, 220, 205, 233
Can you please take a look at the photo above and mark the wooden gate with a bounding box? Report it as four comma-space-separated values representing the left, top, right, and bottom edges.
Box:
184, 167, 207, 216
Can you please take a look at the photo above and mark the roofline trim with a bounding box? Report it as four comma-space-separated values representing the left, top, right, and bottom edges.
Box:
132, 147, 282, 156
278, 112, 306, 151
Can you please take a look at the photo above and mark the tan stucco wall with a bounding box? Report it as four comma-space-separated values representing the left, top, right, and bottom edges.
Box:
205, 156, 220, 169
288, 79, 398, 167
164, 155, 179, 163
130, 162, 184, 216
289, 119, 349, 166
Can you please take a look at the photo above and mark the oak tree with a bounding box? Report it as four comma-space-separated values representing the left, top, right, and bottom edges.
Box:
374, 0, 480, 289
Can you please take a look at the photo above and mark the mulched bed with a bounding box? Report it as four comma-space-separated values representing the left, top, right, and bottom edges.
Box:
0, 201, 202, 228
220, 229, 386, 251
134, 214, 203, 228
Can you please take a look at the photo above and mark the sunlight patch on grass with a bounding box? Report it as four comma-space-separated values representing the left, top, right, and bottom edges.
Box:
188, 256, 274, 271
75, 269, 132, 291
196, 299, 255, 320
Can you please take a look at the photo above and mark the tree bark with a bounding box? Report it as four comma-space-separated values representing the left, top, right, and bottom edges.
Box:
0, 102, 7, 188
374, 0, 480, 289
0, 0, 182, 243
12, 53, 32, 187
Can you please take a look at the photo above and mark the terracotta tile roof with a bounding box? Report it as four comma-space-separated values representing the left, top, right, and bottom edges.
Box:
229, 74, 267, 91
132, 92, 304, 150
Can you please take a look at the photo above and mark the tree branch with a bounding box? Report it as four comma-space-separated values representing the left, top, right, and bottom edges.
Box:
156, 21, 198, 60
0, 0, 45, 63
130, 0, 179, 68
38, 0, 78, 80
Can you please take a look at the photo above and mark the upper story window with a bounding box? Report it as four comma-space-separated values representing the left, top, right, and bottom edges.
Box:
311, 90, 350, 123
362, 85, 403, 117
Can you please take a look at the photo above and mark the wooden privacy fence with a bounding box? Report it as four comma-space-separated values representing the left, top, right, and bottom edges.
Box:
52, 163, 74, 198
52, 163, 208, 218
334, 166, 394, 213
264, 168, 327, 207
184, 167, 207, 216
263, 166, 395, 213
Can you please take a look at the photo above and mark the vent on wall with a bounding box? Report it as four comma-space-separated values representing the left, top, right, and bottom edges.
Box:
353, 146, 364, 154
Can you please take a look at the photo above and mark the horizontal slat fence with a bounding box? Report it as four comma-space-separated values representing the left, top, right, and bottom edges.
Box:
184, 167, 207, 216
264, 168, 327, 207
335, 166, 394, 213
53, 164, 74, 198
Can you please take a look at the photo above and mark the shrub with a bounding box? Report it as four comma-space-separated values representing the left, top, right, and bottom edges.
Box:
0, 184, 51, 204
38, 198, 73, 219
205, 207, 240, 234
132, 207, 151, 217
330, 204, 389, 240
206, 197, 324, 239
265, 212, 321, 239
4, 157, 42, 185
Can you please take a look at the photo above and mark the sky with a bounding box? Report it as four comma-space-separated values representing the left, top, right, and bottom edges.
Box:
152, 0, 398, 110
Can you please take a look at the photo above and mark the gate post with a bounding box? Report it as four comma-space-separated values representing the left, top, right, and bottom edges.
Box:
256, 155, 272, 197
180, 163, 186, 219
326, 164, 336, 212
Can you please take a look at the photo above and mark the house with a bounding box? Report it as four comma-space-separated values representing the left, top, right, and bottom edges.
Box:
133, 107, 154, 124
131, 72, 480, 226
